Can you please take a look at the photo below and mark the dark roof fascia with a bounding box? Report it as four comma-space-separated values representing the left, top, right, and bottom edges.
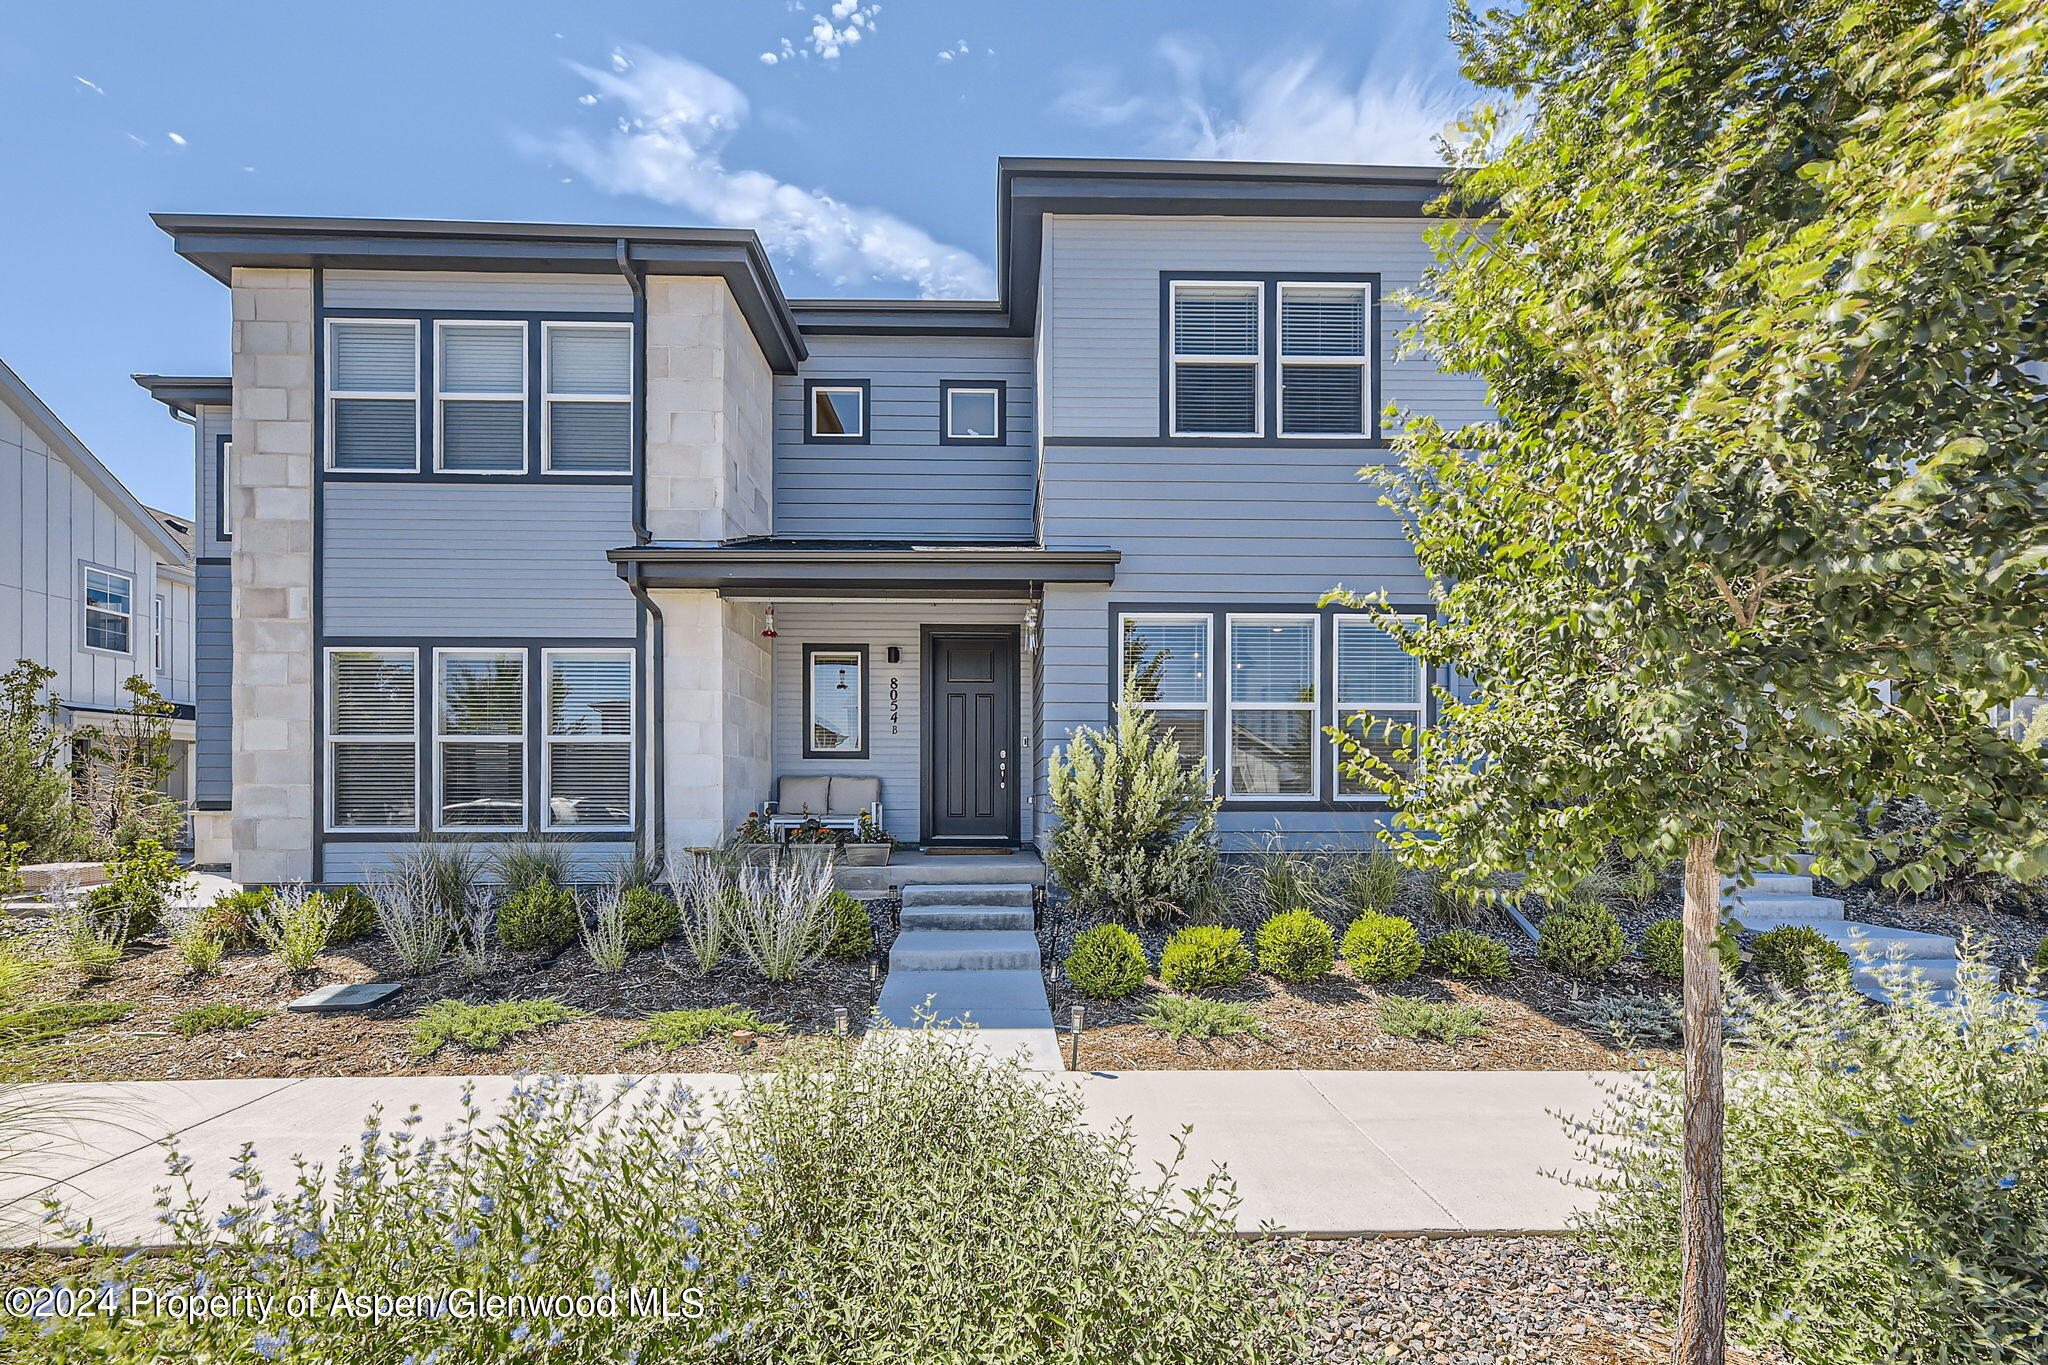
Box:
789, 299, 1014, 338
152, 214, 807, 373
132, 374, 232, 416
996, 156, 1455, 333
608, 543, 1120, 596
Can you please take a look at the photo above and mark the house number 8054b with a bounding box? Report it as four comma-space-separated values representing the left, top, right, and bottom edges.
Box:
889, 677, 900, 734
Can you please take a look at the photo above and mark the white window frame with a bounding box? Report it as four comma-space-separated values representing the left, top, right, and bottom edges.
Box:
324, 646, 419, 834
1117, 612, 1214, 772
152, 594, 167, 673
1168, 280, 1264, 439
1224, 612, 1320, 800
433, 647, 528, 834
434, 320, 528, 476
942, 384, 1002, 441
541, 647, 635, 832
1332, 613, 1427, 801
326, 318, 421, 473
807, 383, 868, 440
1277, 280, 1373, 439
541, 321, 632, 475
804, 648, 867, 758
81, 565, 135, 656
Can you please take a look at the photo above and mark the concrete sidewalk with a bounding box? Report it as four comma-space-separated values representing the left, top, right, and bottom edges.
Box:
1, 1069, 1623, 1247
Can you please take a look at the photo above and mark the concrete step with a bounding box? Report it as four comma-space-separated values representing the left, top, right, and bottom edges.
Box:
834, 866, 890, 893
1824, 924, 1958, 961
861, 1025, 1066, 1072
874, 968, 1055, 1030
1727, 895, 1845, 926
900, 904, 1034, 932
890, 929, 1040, 972
900, 883, 1034, 909
1923, 987, 2048, 1029
1854, 958, 1962, 995
1722, 874, 1813, 897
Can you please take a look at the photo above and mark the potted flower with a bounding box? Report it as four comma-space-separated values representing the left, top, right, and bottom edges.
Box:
840, 808, 893, 867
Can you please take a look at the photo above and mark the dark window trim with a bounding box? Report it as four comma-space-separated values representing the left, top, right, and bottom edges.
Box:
212, 432, 232, 542
1155, 270, 1383, 447
938, 378, 1008, 445
1105, 599, 1436, 809
801, 643, 870, 759
803, 378, 871, 444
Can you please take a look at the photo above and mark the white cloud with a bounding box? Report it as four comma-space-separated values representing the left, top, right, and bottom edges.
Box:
761, 1, 879, 64
538, 48, 994, 299
166, 131, 188, 146
1059, 39, 1470, 165
74, 75, 105, 94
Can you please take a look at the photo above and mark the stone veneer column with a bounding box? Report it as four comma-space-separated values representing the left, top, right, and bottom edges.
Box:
643, 276, 773, 541
227, 267, 316, 883
659, 592, 773, 850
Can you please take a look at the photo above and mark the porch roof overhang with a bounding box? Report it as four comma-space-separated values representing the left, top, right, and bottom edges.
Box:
608, 538, 1120, 599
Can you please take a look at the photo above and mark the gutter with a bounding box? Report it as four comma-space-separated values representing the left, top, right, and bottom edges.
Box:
615, 239, 665, 861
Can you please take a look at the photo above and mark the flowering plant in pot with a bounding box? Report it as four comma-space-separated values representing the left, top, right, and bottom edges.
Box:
841, 809, 893, 867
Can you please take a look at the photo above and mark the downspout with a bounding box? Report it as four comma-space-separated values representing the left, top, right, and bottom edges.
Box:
616, 239, 665, 860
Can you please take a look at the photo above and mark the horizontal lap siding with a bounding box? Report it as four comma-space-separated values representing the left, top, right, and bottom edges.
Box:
320, 840, 638, 884
198, 406, 232, 553
774, 336, 1035, 539
319, 483, 636, 637
321, 271, 633, 313
196, 562, 232, 803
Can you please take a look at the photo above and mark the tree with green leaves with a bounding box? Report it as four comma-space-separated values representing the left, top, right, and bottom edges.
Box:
1334, 2, 2048, 1360
0, 660, 91, 863
73, 675, 182, 853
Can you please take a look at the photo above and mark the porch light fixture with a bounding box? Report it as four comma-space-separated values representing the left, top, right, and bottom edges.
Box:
1024, 604, 1040, 651
762, 604, 777, 639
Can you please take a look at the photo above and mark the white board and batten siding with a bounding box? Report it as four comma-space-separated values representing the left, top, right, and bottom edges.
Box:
769, 602, 1034, 844
773, 335, 1036, 541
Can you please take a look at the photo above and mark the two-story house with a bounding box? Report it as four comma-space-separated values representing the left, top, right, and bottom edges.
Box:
3, 358, 199, 836
139, 158, 1488, 886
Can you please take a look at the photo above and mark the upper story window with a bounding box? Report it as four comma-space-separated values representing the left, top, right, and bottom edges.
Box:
543, 323, 631, 473
1169, 283, 1262, 437
436, 322, 527, 473
328, 320, 420, 471
1279, 284, 1371, 436
82, 566, 134, 654
1334, 617, 1426, 795
803, 646, 868, 758
806, 380, 869, 443
326, 647, 418, 831
1120, 614, 1212, 769
940, 381, 1005, 443
152, 595, 167, 673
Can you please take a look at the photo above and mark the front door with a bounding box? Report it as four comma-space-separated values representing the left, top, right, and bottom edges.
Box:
925, 631, 1019, 843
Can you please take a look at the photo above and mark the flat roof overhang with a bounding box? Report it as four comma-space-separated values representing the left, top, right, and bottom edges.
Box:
133, 373, 232, 416
609, 542, 1120, 599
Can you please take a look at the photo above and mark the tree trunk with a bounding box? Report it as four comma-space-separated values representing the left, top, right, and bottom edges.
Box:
1675, 831, 1727, 1365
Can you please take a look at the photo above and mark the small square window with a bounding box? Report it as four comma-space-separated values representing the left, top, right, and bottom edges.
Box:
807, 382, 868, 441
941, 382, 1004, 442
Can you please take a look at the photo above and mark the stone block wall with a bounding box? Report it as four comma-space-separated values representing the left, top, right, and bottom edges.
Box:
644, 277, 774, 542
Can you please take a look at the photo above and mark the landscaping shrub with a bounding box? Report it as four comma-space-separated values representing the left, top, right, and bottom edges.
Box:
725, 857, 838, 980
1537, 900, 1627, 979
1565, 992, 1683, 1049
490, 840, 573, 897
1341, 912, 1425, 983
321, 885, 378, 943
1641, 916, 1740, 982
1254, 909, 1336, 982
2036, 934, 2048, 977
669, 854, 733, 975
1347, 850, 1405, 921
171, 1004, 267, 1038
1140, 995, 1268, 1039
92, 837, 186, 939
163, 907, 224, 976
496, 882, 580, 953
1574, 951, 2048, 1365
387, 838, 485, 914
1047, 690, 1221, 924
626, 1006, 785, 1051
1751, 924, 1852, 990
1377, 996, 1490, 1044
1064, 924, 1148, 999
51, 880, 126, 980
370, 863, 455, 976
200, 889, 269, 952
822, 890, 873, 960
0, 1001, 131, 1047
619, 886, 680, 952
409, 997, 587, 1057
1158, 926, 1253, 993
251, 882, 339, 971
0, 660, 92, 861
34, 1029, 1305, 1363
579, 888, 631, 972
1422, 928, 1512, 980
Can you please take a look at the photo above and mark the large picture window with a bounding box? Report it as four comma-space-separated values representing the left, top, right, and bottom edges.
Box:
435, 649, 526, 830
328, 320, 420, 471
1226, 615, 1317, 797
543, 323, 632, 473
436, 322, 527, 473
1278, 283, 1371, 436
804, 646, 867, 758
1169, 282, 1262, 437
1119, 614, 1211, 769
544, 650, 633, 829
82, 566, 133, 654
1334, 617, 1426, 796
327, 648, 418, 831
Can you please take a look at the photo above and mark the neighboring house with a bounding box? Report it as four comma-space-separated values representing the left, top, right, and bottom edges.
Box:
1, 358, 198, 840
139, 158, 1490, 886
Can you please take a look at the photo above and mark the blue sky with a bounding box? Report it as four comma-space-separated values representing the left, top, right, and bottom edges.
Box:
0, 0, 1469, 514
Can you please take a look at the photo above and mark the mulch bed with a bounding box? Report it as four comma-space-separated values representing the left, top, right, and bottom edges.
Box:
11, 901, 892, 1083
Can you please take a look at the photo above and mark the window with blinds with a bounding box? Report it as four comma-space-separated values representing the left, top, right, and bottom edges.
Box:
328, 321, 419, 471
1170, 283, 1261, 436
436, 323, 527, 473
544, 650, 633, 829
82, 566, 133, 654
436, 649, 526, 830
1279, 284, 1370, 436
1334, 617, 1425, 795
1120, 614, 1211, 769
543, 324, 631, 473
327, 649, 418, 830
1227, 615, 1317, 797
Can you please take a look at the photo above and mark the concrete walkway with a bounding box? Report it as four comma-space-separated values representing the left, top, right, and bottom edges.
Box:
0, 1069, 1622, 1247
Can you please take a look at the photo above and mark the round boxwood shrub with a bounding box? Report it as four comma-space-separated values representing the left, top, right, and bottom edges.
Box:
823, 891, 873, 960
1064, 924, 1148, 999
201, 889, 270, 951
1158, 926, 1254, 993
1751, 924, 1852, 990
497, 882, 580, 953
1422, 928, 1512, 981
1254, 909, 1336, 983
1537, 900, 1627, 979
621, 887, 681, 953
1641, 916, 1741, 981
1341, 912, 1424, 983
82, 885, 157, 940
320, 885, 379, 944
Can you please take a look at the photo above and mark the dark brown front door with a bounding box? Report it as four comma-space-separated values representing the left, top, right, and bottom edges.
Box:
924, 631, 1018, 843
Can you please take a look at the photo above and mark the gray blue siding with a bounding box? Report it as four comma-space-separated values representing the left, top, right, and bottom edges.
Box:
195, 560, 232, 804
321, 270, 633, 313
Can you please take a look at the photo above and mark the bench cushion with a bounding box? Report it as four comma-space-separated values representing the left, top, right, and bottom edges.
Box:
827, 775, 881, 816
779, 776, 831, 815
